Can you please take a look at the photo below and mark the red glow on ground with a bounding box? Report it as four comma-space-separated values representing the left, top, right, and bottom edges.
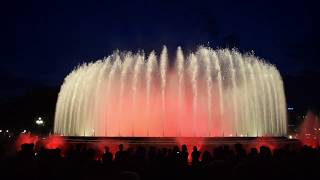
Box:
15, 133, 38, 151
44, 135, 65, 149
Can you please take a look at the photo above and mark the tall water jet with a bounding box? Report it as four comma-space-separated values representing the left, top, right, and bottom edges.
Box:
199, 48, 212, 136
132, 53, 145, 136
146, 51, 157, 136
189, 53, 199, 136
227, 50, 238, 135
54, 46, 287, 137
160, 46, 168, 135
176, 47, 184, 136
119, 54, 133, 136
211, 51, 224, 136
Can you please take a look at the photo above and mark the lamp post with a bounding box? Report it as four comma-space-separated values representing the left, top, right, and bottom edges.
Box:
35, 117, 45, 135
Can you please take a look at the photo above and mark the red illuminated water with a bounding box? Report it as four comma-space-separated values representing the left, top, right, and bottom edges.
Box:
54, 47, 287, 137
15, 133, 38, 151
43, 135, 65, 149
298, 111, 320, 147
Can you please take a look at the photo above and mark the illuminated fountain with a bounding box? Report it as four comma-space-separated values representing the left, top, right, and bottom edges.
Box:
54, 46, 287, 137
298, 111, 320, 147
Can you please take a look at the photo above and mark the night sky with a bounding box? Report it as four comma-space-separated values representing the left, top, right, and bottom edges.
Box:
1, 0, 320, 128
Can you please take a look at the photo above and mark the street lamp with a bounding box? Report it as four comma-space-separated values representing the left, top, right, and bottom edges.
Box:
35, 117, 46, 136
35, 117, 44, 126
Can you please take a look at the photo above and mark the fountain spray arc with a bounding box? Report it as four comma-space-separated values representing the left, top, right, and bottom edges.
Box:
54, 46, 287, 137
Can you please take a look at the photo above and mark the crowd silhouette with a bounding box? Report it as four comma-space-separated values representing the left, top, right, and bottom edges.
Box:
0, 138, 319, 179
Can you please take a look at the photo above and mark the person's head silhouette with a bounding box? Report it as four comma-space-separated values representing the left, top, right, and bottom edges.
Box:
193, 146, 198, 152
105, 146, 109, 153
119, 144, 123, 151
182, 144, 187, 152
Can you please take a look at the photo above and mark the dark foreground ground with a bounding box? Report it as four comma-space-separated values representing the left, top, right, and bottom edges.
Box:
0, 136, 319, 180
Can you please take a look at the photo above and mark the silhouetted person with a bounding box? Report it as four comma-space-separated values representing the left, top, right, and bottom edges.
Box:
148, 146, 156, 161
172, 145, 181, 163
83, 148, 96, 162
156, 147, 167, 163
16, 143, 37, 179
115, 144, 125, 162
213, 146, 223, 160
181, 144, 189, 165
202, 150, 212, 164
191, 146, 200, 165
234, 143, 246, 161
135, 146, 146, 160
102, 146, 113, 164
127, 147, 134, 160
260, 146, 272, 160
248, 147, 258, 160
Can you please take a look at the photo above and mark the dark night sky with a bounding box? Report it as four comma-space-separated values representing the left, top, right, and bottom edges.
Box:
1, 0, 320, 118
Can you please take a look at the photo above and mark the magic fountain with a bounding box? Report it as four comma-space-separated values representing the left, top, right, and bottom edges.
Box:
54, 46, 287, 137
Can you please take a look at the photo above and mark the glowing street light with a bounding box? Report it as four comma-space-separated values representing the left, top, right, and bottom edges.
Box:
35, 117, 44, 126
